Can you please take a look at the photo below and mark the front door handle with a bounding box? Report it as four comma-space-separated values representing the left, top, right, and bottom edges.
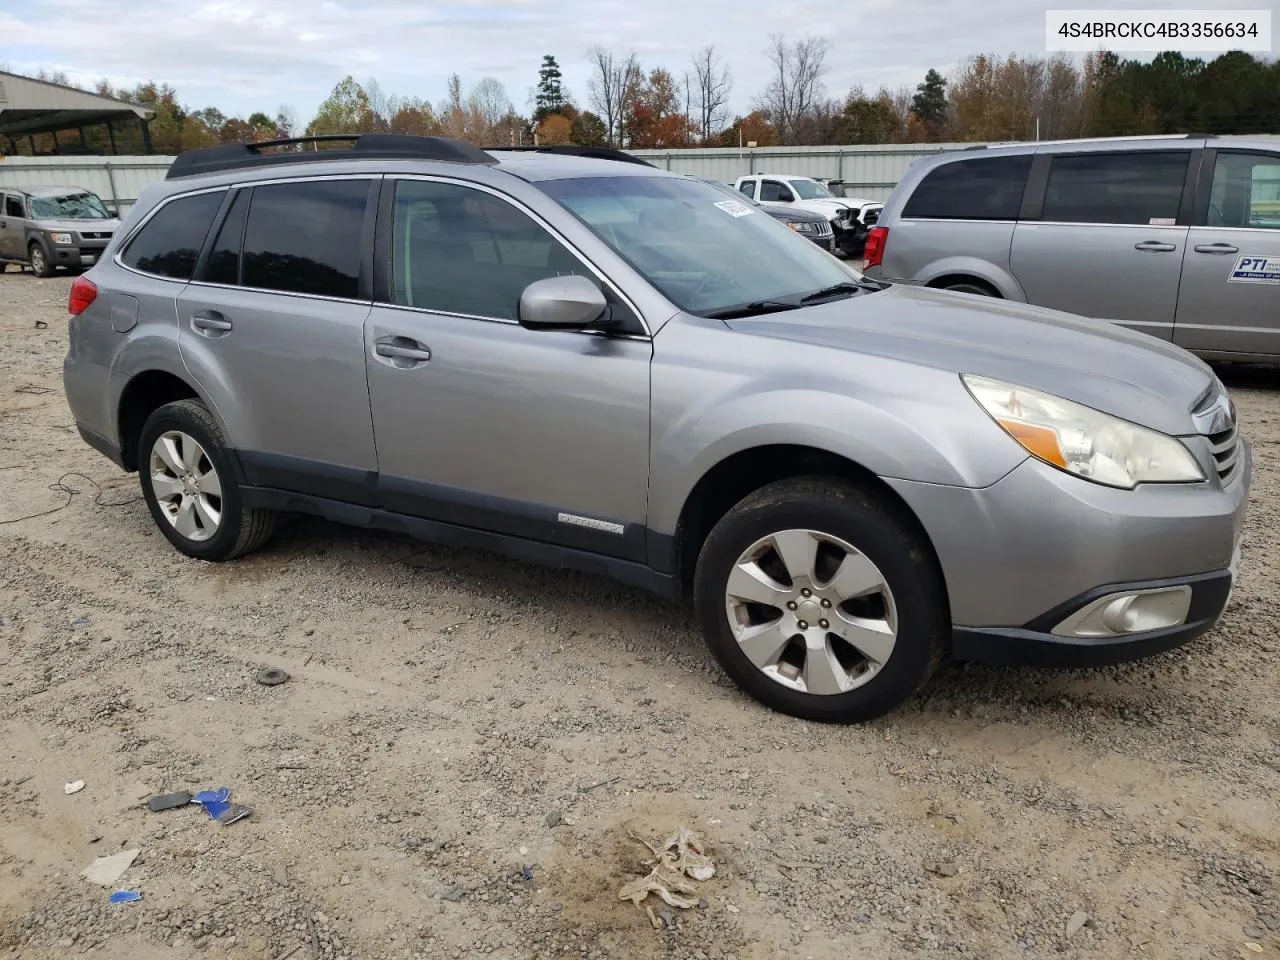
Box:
1193, 242, 1239, 255
191, 311, 232, 335
1134, 240, 1177, 253
375, 337, 432, 366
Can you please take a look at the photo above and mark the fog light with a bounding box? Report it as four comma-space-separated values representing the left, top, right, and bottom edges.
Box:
1052, 585, 1191, 638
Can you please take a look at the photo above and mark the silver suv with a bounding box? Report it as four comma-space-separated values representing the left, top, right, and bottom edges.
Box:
863, 135, 1280, 360
0, 185, 121, 277
63, 135, 1251, 723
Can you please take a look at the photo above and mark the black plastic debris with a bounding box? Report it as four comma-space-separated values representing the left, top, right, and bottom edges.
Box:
147, 790, 193, 812
256, 667, 290, 687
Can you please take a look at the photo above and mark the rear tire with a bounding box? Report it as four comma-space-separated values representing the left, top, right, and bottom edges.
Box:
28, 241, 55, 278
137, 399, 276, 561
940, 279, 998, 297
693, 477, 948, 723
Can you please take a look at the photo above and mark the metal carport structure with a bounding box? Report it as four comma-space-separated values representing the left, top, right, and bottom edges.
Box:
0, 71, 155, 155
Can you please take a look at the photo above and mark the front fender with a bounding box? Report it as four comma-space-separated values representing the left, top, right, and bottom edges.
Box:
647, 376, 1025, 536
912, 256, 1027, 301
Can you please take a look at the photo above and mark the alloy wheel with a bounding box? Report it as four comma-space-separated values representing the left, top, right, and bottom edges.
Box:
148, 430, 222, 542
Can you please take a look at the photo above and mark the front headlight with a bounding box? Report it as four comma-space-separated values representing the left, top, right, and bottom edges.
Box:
786, 221, 816, 234
962, 375, 1204, 489
51, 232, 74, 245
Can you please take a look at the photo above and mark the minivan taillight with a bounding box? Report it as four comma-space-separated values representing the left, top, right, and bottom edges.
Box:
863, 226, 888, 268
68, 276, 97, 316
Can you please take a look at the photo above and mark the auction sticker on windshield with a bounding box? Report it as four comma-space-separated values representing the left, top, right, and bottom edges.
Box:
1229, 255, 1280, 284
713, 199, 754, 218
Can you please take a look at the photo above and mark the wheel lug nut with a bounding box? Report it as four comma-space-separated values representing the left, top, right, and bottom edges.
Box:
797, 620, 808, 630
821, 598, 831, 608
819, 619, 829, 629
801, 588, 811, 597
787, 601, 797, 610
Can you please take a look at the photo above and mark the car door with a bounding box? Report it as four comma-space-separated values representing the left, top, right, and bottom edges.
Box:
0, 193, 24, 259
176, 177, 380, 502
1010, 149, 1195, 340
1174, 148, 1280, 356
364, 176, 652, 560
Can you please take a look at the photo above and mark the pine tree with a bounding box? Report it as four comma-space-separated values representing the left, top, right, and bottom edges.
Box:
910, 68, 949, 129
535, 55, 566, 122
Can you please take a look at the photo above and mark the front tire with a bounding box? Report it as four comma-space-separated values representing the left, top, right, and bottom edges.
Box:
693, 477, 948, 723
28, 242, 55, 278
137, 399, 276, 561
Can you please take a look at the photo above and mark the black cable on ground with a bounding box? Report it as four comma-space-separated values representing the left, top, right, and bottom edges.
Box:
0, 472, 141, 525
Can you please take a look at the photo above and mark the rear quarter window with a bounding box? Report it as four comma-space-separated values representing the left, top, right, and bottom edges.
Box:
902, 155, 1033, 220
121, 191, 224, 280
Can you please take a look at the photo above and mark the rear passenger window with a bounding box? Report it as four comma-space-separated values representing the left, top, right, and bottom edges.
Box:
199, 189, 247, 285
902, 155, 1032, 220
241, 179, 370, 299
391, 180, 593, 320
1043, 151, 1189, 225
121, 191, 223, 279
738, 182, 755, 198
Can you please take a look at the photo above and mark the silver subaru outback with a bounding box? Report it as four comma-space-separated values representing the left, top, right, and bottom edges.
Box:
62, 135, 1250, 723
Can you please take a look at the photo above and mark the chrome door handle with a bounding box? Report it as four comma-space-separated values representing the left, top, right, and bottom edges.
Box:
375, 339, 431, 363
1134, 241, 1176, 253
1193, 242, 1239, 254
191, 312, 232, 334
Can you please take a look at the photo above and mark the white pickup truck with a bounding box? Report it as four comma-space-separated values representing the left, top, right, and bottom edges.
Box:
732, 174, 883, 256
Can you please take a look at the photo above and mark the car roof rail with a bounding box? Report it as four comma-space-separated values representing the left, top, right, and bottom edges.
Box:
165, 133, 497, 179
485, 145, 657, 167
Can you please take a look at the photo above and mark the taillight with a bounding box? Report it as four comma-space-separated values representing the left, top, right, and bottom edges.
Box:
68, 276, 97, 316
863, 226, 888, 268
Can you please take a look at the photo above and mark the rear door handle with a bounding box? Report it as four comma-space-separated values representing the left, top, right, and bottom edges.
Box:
191, 311, 232, 335
375, 337, 431, 365
1193, 242, 1239, 255
1134, 240, 1177, 253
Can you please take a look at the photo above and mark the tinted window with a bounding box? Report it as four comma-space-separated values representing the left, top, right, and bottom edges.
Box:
122, 191, 224, 279
738, 181, 755, 198
392, 180, 593, 320
1043, 151, 1189, 225
760, 180, 793, 202
5, 195, 23, 217
200, 189, 247, 285
242, 180, 369, 298
903, 155, 1032, 220
1208, 152, 1280, 230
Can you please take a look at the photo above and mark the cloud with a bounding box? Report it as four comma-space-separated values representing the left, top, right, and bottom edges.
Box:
3, 0, 1273, 122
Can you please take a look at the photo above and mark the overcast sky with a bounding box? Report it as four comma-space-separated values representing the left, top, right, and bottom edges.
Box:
1, 0, 1276, 124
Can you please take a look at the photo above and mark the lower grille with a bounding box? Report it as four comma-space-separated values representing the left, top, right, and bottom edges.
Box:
1208, 424, 1240, 483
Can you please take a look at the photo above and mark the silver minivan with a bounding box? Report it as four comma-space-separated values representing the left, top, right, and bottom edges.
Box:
863, 135, 1280, 361
0, 185, 121, 277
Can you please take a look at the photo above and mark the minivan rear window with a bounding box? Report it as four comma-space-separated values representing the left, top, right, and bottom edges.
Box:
1042, 151, 1190, 225
902, 155, 1032, 220
121, 190, 224, 280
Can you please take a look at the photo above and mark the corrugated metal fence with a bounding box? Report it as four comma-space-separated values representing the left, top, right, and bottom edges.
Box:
0, 155, 173, 215
628, 143, 975, 200
4, 137, 1278, 212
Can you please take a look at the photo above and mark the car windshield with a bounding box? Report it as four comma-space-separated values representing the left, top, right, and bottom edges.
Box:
788, 179, 834, 200
30, 192, 110, 220
539, 175, 861, 317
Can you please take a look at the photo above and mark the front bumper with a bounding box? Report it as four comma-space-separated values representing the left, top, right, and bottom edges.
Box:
887, 442, 1251, 665
51, 241, 108, 268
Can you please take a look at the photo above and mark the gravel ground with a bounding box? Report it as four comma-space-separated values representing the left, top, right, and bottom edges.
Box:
1, 269, 1278, 960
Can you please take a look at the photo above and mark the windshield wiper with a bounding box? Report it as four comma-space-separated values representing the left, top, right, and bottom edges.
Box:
704, 300, 802, 320
800, 281, 863, 304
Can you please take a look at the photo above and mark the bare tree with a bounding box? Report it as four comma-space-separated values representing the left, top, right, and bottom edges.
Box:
690, 45, 732, 143
587, 46, 642, 146
756, 35, 831, 144
469, 77, 513, 134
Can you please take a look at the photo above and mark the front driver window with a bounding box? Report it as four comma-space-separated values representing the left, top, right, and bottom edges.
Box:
1209, 153, 1280, 230
391, 180, 597, 321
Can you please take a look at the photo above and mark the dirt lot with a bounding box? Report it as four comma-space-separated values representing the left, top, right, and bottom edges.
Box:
1, 270, 1278, 960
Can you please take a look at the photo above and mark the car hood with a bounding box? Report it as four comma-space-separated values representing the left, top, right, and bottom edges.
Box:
725, 283, 1215, 436
764, 206, 828, 223
34, 218, 120, 232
